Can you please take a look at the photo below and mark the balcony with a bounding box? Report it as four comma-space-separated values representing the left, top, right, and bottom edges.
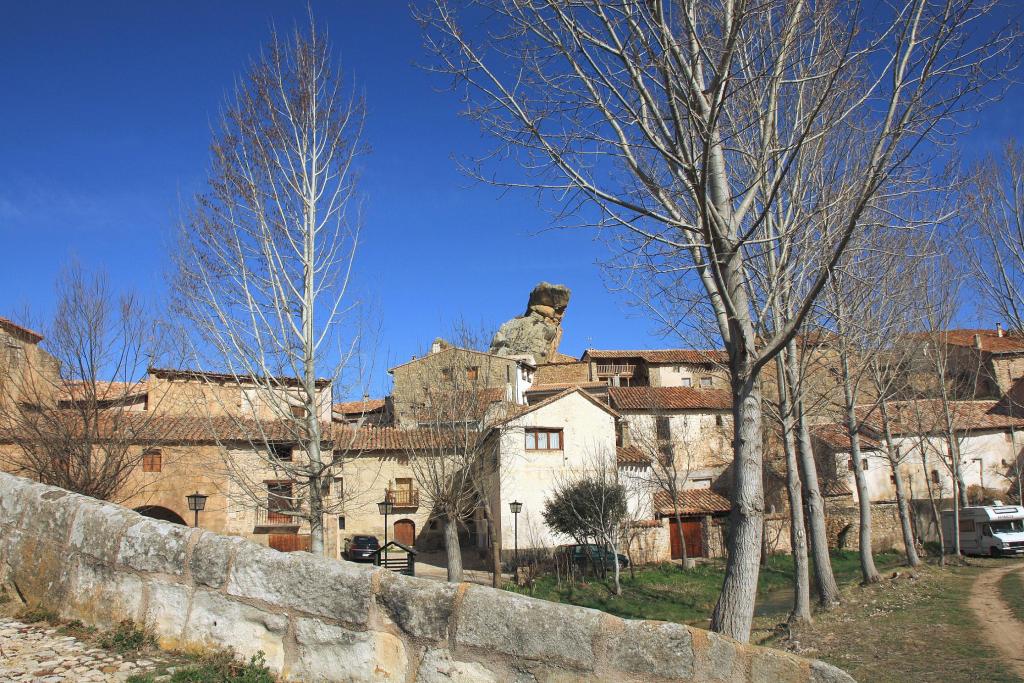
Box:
595, 363, 636, 378
385, 488, 420, 509
254, 505, 301, 532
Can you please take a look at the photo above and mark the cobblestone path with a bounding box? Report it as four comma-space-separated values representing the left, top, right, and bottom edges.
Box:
0, 618, 168, 682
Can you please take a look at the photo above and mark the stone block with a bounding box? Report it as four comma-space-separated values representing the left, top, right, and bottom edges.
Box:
190, 531, 246, 589
455, 586, 600, 671
226, 543, 372, 624
116, 517, 192, 575
692, 628, 742, 682
605, 620, 695, 679
68, 499, 138, 564
0, 474, 37, 525
376, 570, 457, 641
65, 556, 144, 628
416, 649, 499, 683
290, 617, 407, 682
143, 579, 192, 647
184, 589, 287, 672
5, 533, 72, 612
810, 660, 856, 683
18, 485, 81, 541
750, 647, 806, 683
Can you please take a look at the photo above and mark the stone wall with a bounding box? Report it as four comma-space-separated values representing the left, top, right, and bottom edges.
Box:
0, 472, 851, 682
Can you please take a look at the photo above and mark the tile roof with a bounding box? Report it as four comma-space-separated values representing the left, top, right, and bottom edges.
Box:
616, 445, 651, 466
533, 361, 591, 385
654, 489, 731, 515
608, 387, 732, 411
583, 348, 728, 364
148, 367, 331, 387
0, 317, 43, 343
548, 351, 580, 363
858, 399, 1024, 436
387, 346, 534, 373
821, 480, 853, 497
333, 399, 387, 415
909, 329, 1024, 355
493, 387, 620, 426
810, 423, 882, 452
526, 381, 606, 396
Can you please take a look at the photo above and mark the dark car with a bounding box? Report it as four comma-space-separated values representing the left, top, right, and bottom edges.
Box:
344, 535, 380, 562
560, 544, 629, 570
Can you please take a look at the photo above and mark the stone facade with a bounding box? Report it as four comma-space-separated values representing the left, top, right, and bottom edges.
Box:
0, 472, 851, 683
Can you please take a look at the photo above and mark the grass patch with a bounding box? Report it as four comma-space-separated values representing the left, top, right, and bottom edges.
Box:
998, 568, 1024, 623
772, 562, 1019, 683
507, 550, 904, 626
15, 606, 60, 624
126, 651, 275, 683
58, 619, 97, 639
98, 620, 156, 654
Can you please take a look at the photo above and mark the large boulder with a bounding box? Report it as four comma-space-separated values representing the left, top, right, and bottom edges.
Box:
489, 282, 570, 364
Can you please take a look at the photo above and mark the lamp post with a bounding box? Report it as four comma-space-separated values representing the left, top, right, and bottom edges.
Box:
186, 491, 208, 528
378, 497, 394, 563
509, 500, 522, 570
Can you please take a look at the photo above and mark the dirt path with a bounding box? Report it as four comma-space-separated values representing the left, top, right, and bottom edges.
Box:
969, 562, 1024, 679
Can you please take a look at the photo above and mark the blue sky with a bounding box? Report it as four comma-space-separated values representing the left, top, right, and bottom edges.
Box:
1, 2, 1020, 397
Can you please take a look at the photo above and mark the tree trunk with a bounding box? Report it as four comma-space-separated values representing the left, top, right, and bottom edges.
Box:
921, 446, 945, 565
444, 515, 464, 582
879, 403, 920, 567
673, 510, 689, 567
776, 356, 812, 623
485, 511, 501, 588
786, 340, 841, 607
710, 372, 764, 642
847, 429, 881, 583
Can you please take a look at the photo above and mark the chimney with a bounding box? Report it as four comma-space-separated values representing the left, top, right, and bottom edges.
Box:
362, 393, 369, 401
997, 322, 1004, 337
974, 334, 983, 350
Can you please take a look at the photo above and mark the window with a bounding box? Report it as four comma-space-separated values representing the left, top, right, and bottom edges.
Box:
289, 405, 307, 419
931, 469, 941, 484
441, 367, 452, 380
680, 377, 692, 387
267, 481, 294, 524
525, 428, 563, 450
700, 377, 713, 388
332, 476, 344, 499
269, 443, 293, 462
959, 518, 975, 533
338, 516, 346, 530
466, 366, 479, 380
673, 365, 681, 373
847, 458, 869, 471
715, 414, 725, 427
142, 449, 162, 473
656, 416, 671, 440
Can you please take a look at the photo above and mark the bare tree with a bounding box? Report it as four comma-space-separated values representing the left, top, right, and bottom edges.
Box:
397, 333, 511, 583
173, 19, 367, 556
964, 140, 1024, 334
0, 262, 171, 502
416, 0, 1016, 641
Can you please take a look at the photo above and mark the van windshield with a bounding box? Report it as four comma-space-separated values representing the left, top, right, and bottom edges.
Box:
990, 520, 1024, 534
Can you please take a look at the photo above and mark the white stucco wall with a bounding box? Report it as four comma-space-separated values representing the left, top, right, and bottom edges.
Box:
620, 411, 732, 477
496, 392, 618, 550
647, 364, 726, 389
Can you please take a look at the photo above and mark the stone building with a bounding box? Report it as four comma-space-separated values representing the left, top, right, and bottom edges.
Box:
580, 348, 730, 389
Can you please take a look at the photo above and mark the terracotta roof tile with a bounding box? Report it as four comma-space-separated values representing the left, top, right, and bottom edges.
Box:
548, 351, 580, 363
858, 399, 1024, 436
810, 423, 881, 451
583, 348, 728, 364
58, 381, 148, 405
616, 445, 651, 466
333, 399, 387, 415
0, 317, 43, 343
608, 387, 732, 411
821, 480, 853, 497
923, 329, 1024, 354
494, 387, 620, 426
654, 489, 731, 515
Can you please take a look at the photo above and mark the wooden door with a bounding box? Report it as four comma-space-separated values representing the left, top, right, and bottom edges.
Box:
669, 518, 704, 559
269, 533, 311, 553
394, 519, 415, 547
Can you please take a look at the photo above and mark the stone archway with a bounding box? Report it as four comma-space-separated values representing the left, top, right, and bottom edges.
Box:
134, 505, 187, 526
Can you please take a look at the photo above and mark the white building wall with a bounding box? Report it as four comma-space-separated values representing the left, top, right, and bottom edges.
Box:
497, 392, 618, 550
620, 411, 732, 476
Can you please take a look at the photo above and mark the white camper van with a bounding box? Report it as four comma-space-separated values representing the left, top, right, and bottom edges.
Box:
941, 505, 1024, 556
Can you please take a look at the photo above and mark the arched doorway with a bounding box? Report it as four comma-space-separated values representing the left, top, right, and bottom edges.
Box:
394, 519, 415, 547
135, 506, 187, 526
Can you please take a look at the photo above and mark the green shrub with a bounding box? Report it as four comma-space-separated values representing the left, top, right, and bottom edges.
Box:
98, 621, 156, 653
15, 607, 59, 624
170, 651, 275, 683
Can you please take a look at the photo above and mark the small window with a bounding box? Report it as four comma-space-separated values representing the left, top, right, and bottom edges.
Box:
680, 377, 692, 387
673, 365, 681, 373
333, 476, 344, 499
525, 428, 563, 451
466, 366, 479, 380
338, 516, 346, 530
142, 449, 162, 472
700, 377, 713, 388
862, 458, 869, 471
270, 443, 293, 462
656, 416, 671, 440
441, 367, 452, 379
290, 405, 307, 419
959, 518, 975, 533
715, 414, 724, 427
931, 469, 941, 484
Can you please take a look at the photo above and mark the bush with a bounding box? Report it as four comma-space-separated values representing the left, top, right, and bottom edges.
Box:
15, 607, 59, 624
169, 651, 275, 683
98, 621, 156, 653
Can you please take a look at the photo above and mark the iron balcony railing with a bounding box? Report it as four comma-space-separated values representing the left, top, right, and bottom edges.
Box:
255, 505, 301, 527
385, 488, 420, 508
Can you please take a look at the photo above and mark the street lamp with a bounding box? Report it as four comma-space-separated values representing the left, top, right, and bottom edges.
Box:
186, 491, 208, 528
509, 500, 522, 570
378, 498, 394, 562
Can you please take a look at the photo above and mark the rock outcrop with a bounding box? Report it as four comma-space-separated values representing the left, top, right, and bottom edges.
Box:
489, 282, 571, 364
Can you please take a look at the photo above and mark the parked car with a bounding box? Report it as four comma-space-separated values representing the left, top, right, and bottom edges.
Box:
344, 535, 380, 562
558, 543, 629, 570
